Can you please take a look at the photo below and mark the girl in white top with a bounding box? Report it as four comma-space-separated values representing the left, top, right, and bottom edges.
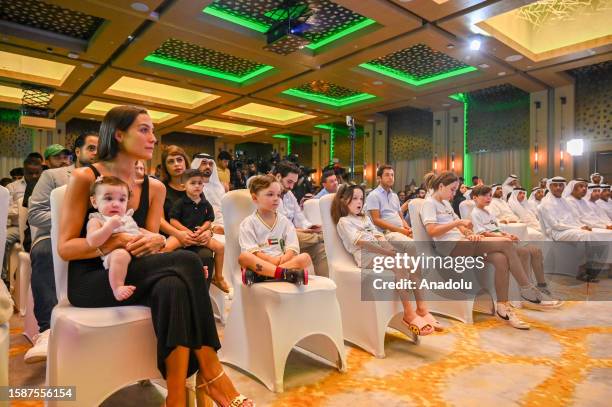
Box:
238, 175, 312, 285
471, 185, 562, 308
332, 184, 440, 336
86, 176, 147, 301
421, 172, 557, 330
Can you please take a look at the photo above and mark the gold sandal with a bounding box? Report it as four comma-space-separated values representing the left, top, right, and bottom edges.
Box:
197, 370, 254, 407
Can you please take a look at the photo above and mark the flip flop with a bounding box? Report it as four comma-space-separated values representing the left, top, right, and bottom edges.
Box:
422, 312, 444, 331
402, 315, 434, 336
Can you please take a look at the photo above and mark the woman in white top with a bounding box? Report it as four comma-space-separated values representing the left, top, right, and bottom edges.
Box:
332, 184, 440, 335
421, 172, 556, 330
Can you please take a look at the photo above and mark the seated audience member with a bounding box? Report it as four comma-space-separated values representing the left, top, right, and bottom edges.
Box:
25, 132, 98, 362
191, 153, 226, 235
507, 188, 546, 235
452, 184, 467, 216
0, 178, 12, 187
57, 105, 253, 407
596, 184, 612, 220
526, 186, 545, 216
471, 185, 561, 304
158, 147, 215, 282
87, 176, 147, 301
471, 175, 483, 186
273, 161, 328, 277
3, 156, 42, 283
170, 169, 227, 292
564, 179, 612, 230
586, 184, 612, 223
539, 177, 612, 241
314, 169, 339, 199
216, 150, 232, 192
334, 184, 441, 335
422, 172, 559, 330
501, 174, 519, 201
135, 159, 146, 181
398, 191, 407, 205
238, 175, 311, 285
487, 184, 519, 223
44, 144, 71, 169
590, 172, 603, 185
10, 167, 23, 181
366, 165, 413, 241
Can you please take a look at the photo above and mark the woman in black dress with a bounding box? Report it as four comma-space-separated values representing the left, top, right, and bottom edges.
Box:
58, 106, 253, 407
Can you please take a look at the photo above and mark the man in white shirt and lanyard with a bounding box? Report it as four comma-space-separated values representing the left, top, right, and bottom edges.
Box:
273, 161, 328, 277
365, 165, 412, 241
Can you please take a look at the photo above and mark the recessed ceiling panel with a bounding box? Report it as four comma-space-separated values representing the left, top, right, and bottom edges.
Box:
81, 100, 177, 124
359, 43, 477, 86
0, 50, 75, 87
144, 38, 274, 84
282, 80, 376, 107
104, 76, 220, 110
0, 0, 105, 40
203, 0, 376, 51
223, 102, 317, 126
186, 119, 266, 136
477, 0, 612, 61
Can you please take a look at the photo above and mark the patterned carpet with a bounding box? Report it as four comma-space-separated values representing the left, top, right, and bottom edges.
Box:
7, 282, 612, 406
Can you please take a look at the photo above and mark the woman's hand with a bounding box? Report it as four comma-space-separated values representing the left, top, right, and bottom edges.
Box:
99, 233, 134, 254
126, 234, 166, 257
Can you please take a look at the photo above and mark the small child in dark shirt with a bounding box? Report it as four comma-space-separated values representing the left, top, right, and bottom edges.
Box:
170, 169, 228, 291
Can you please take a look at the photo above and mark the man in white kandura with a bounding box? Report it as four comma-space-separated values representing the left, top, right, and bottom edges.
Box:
596, 184, 612, 220
508, 187, 546, 239
564, 179, 612, 230
585, 184, 611, 225
501, 174, 519, 201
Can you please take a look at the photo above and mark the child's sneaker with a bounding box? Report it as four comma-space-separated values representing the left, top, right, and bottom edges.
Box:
282, 269, 308, 285
520, 285, 561, 310
497, 303, 530, 330
537, 284, 564, 307
241, 268, 273, 286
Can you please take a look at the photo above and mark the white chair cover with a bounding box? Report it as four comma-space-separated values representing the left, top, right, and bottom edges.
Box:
47, 185, 170, 407
303, 199, 322, 225
0, 186, 9, 403
319, 194, 419, 357
220, 190, 346, 392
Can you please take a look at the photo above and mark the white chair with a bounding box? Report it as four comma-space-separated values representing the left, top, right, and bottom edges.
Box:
408, 199, 495, 323
459, 200, 475, 219
319, 194, 419, 358
0, 186, 10, 405
209, 233, 232, 324
47, 185, 176, 406
303, 199, 322, 225
220, 190, 347, 392
16, 199, 30, 316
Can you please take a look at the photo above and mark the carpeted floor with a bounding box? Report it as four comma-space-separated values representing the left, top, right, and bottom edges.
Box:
8, 278, 612, 406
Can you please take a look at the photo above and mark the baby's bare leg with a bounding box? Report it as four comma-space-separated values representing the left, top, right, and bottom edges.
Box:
108, 248, 136, 301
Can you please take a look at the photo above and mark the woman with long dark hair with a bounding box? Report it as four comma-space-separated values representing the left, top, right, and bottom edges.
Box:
58, 106, 252, 406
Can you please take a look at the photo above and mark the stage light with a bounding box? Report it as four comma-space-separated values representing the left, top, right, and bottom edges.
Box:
567, 138, 584, 156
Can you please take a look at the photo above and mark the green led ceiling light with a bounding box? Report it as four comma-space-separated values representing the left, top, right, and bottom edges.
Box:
282, 81, 376, 107
144, 39, 274, 84
202, 1, 376, 51
359, 43, 477, 87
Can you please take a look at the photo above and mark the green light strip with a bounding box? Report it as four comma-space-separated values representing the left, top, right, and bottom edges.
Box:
202, 6, 375, 50
144, 54, 274, 83
287, 137, 292, 154
458, 93, 472, 182
330, 128, 335, 164
359, 63, 477, 87
306, 18, 376, 50
282, 88, 376, 107
203, 5, 269, 33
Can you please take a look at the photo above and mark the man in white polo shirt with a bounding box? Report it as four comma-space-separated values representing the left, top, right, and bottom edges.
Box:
365, 164, 412, 241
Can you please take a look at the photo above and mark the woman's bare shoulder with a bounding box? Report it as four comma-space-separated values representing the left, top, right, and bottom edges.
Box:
70, 166, 96, 183
148, 177, 166, 197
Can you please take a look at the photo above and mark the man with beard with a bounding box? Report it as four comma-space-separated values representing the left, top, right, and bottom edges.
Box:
564, 179, 612, 230
273, 160, 328, 277
24, 133, 99, 363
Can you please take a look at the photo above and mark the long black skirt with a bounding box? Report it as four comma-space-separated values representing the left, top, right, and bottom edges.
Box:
67, 249, 220, 378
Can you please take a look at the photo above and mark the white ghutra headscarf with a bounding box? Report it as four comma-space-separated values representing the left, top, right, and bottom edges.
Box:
191, 153, 225, 225
501, 174, 518, 201
508, 187, 538, 225
542, 176, 567, 204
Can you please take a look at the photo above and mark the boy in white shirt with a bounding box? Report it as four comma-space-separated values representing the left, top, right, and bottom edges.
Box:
471, 185, 561, 307
238, 175, 312, 285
